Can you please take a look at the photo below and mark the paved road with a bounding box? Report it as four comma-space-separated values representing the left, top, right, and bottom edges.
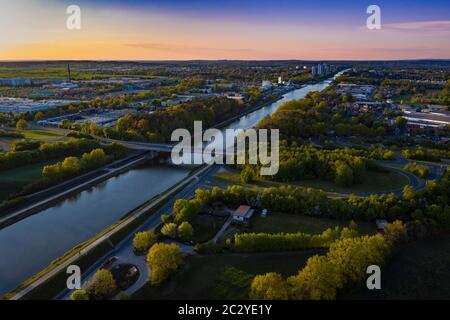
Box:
56, 164, 221, 300
0, 141, 10, 153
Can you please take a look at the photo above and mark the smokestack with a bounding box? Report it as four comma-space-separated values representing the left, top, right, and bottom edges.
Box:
67, 64, 71, 82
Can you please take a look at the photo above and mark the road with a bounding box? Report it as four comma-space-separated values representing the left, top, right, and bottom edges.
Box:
0, 140, 10, 153
56, 164, 221, 300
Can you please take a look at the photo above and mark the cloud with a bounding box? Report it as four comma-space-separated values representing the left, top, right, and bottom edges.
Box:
382, 20, 450, 32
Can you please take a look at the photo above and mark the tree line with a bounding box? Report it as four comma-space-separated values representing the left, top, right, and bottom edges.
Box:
229, 225, 358, 253
169, 168, 450, 230
249, 221, 406, 300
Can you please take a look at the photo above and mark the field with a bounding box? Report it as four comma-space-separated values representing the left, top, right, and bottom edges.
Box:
342, 235, 450, 300
214, 167, 409, 195
0, 162, 50, 202
234, 213, 376, 235
133, 250, 324, 300
22, 129, 65, 140
190, 214, 228, 243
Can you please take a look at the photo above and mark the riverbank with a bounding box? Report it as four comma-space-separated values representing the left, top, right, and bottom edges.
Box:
4, 164, 211, 300
0, 151, 153, 229
0, 71, 346, 299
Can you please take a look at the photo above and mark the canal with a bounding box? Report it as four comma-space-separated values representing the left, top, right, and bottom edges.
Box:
0, 70, 345, 296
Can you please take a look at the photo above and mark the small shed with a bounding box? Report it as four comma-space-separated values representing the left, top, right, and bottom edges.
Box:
232, 205, 254, 223
375, 219, 387, 232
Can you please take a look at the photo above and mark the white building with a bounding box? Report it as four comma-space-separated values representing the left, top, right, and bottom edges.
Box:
232, 205, 254, 223
261, 80, 272, 90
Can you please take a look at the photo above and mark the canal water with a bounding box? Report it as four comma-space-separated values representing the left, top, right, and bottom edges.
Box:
0, 71, 345, 296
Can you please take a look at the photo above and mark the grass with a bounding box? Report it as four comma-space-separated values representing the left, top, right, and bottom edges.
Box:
21, 129, 64, 140
133, 250, 324, 300
190, 214, 228, 243
0, 162, 49, 202
237, 213, 376, 235
215, 167, 409, 195
342, 235, 450, 300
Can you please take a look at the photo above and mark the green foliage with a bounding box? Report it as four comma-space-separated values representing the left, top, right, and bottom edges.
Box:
250, 273, 289, 300
403, 147, 450, 162
161, 223, 178, 238
133, 231, 157, 253
241, 145, 369, 187
0, 129, 24, 139
231, 226, 356, 253
41, 148, 108, 183
178, 222, 194, 241
403, 162, 430, 178
16, 119, 28, 130
71, 289, 90, 300
86, 269, 117, 300
147, 243, 183, 285
11, 140, 41, 152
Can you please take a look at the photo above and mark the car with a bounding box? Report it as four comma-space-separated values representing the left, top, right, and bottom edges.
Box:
101, 256, 118, 269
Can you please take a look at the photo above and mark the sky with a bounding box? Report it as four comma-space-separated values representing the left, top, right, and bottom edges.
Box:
0, 0, 449, 60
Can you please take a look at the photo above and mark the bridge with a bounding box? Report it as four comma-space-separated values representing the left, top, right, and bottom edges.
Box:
96, 136, 246, 157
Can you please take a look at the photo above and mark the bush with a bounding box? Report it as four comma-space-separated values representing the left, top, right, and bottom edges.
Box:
71, 289, 90, 300
231, 227, 353, 253
133, 231, 157, 253
147, 243, 182, 285
86, 269, 117, 300
194, 240, 223, 254
161, 223, 178, 238
403, 162, 430, 178
178, 222, 193, 241
250, 273, 289, 300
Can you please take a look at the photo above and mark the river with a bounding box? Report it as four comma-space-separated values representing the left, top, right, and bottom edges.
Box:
0, 70, 345, 296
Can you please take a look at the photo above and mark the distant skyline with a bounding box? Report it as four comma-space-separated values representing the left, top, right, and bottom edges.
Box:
1, 0, 450, 60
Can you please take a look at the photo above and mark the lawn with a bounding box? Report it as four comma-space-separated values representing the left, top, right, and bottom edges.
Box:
190, 213, 228, 243
22, 129, 64, 140
215, 167, 409, 195
133, 250, 324, 300
342, 235, 450, 300
0, 161, 51, 202
237, 213, 376, 235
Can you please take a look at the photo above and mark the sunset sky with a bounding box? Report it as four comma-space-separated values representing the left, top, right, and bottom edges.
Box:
1, 0, 450, 60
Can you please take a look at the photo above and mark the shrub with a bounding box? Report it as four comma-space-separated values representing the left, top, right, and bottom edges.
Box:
147, 243, 182, 285
133, 231, 157, 253
178, 222, 193, 241
161, 223, 178, 238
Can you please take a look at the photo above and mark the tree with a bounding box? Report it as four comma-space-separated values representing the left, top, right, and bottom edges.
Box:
86, 269, 117, 299
133, 230, 157, 253
396, 116, 407, 129
161, 223, 178, 238
16, 119, 28, 130
34, 112, 44, 121
334, 161, 353, 187
288, 255, 342, 300
71, 289, 90, 300
147, 243, 182, 285
240, 166, 255, 183
62, 156, 80, 175
250, 272, 289, 300
402, 185, 415, 201
116, 291, 130, 300
178, 222, 193, 241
